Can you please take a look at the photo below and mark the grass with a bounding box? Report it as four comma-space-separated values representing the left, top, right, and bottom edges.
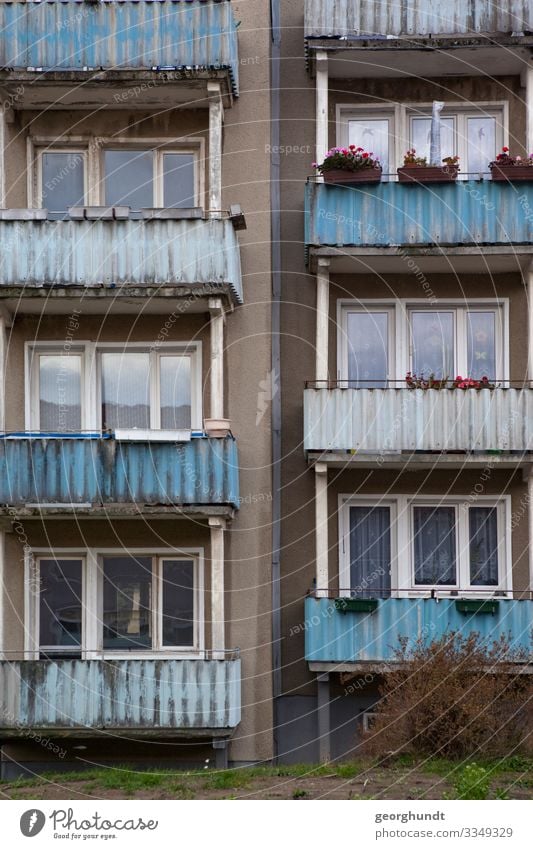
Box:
0, 757, 530, 799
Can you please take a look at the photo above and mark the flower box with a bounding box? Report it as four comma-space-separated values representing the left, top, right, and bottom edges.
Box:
323, 167, 382, 186
455, 599, 500, 615
397, 166, 459, 184
334, 597, 379, 614
490, 164, 533, 182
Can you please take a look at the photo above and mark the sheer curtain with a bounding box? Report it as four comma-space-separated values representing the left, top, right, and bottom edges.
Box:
349, 506, 391, 598
469, 507, 499, 586
101, 353, 151, 429
413, 506, 456, 585
39, 355, 81, 431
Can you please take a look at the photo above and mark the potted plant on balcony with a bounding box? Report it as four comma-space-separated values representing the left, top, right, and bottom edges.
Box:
397, 150, 460, 183
490, 147, 533, 181
405, 372, 496, 390
313, 146, 382, 185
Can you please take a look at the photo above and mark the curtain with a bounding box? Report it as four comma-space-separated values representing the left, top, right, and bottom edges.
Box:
413, 506, 456, 585
101, 353, 151, 430
39, 355, 81, 431
469, 507, 499, 586
349, 506, 391, 598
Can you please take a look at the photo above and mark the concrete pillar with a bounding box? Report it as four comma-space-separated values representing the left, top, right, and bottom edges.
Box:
0, 313, 6, 431
212, 738, 228, 769
315, 462, 329, 595
208, 81, 224, 215
317, 673, 331, 764
528, 262, 533, 388
316, 258, 330, 383
209, 298, 225, 421
315, 51, 329, 167
209, 517, 226, 657
0, 108, 5, 209
0, 531, 5, 659
528, 469, 533, 597
23, 548, 39, 660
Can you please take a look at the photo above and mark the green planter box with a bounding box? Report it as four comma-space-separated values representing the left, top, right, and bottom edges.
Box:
335, 598, 379, 614
455, 599, 500, 615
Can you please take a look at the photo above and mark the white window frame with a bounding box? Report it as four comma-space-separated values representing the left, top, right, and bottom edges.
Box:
25, 341, 203, 435
336, 101, 509, 176
34, 146, 89, 209
29, 554, 86, 659
338, 494, 512, 597
26, 547, 205, 660
28, 135, 205, 209
337, 299, 509, 382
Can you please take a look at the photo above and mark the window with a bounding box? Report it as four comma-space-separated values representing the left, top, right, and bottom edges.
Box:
38, 150, 86, 217
38, 558, 83, 657
337, 103, 506, 177
31, 550, 202, 656
102, 555, 196, 651
340, 497, 509, 594
27, 344, 201, 433
407, 108, 504, 176
339, 302, 506, 383
104, 149, 196, 210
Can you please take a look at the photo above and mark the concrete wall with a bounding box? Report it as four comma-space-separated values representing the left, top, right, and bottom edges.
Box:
278, 0, 531, 740
0, 0, 274, 765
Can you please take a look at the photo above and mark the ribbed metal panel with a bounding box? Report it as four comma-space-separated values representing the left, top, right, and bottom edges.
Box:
0, 658, 241, 730
305, 597, 533, 663
0, 436, 240, 507
305, 181, 533, 249
304, 388, 533, 453
304, 0, 533, 38
0, 218, 243, 303
0, 0, 239, 95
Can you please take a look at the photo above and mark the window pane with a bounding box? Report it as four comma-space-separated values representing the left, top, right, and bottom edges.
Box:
469, 507, 499, 586
467, 117, 496, 175
160, 356, 191, 429
347, 312, 388, 387
349, 506, 391, 598
39, 354, 82, 432
161, 559, 195, 646
39, 559, 82, 649
104, 150, 153, 209
101, 353, 150, 430
467, 311, 497, 380
42, 152, 85, 214
411, 311, 454, 378
163, 153, 195, 208
348, 119, 389, 172
103, 556, 152, 650
410, 117, 455, 162
413, 506, 457, 585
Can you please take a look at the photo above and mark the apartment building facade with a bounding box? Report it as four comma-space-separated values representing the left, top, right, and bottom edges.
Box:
278, 0, 533, 762
0, 0, 274, 777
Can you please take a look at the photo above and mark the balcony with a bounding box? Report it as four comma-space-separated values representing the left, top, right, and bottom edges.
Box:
304, 387, 533, 466
304, 595, 533, 668
0, 435, 239, 513
0, 657, 241, 736
304, 1, 533, 78
0, 0, 239, 107
305, 181, 533, 273
0, 215, 243, 312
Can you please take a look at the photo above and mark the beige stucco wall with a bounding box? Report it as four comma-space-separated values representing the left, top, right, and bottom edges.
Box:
279, 3, 530, 700
0, 0, 274, 763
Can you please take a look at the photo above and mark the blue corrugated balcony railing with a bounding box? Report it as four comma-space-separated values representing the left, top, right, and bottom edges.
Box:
0, 217, 243, 303
304, 1, 533, 39
0, 658, 241, 734
0, 436, 239, 508
305, 180, 533, 252
304, 595, 533, 665
0, 0, 239, 96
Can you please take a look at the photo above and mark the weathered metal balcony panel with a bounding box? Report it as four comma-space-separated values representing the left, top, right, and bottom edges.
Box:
0, 0, 239, 96
0, 658, 241, 732
305, 596, 533, 664
0, 217, 243, 303
304, 388, 533, 453
0, 436, 240, 508
305, 181, 533, 251
305, 0, 533, 39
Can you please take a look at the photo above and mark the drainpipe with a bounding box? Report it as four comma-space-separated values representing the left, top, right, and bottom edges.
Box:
270, 0, 282, 762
